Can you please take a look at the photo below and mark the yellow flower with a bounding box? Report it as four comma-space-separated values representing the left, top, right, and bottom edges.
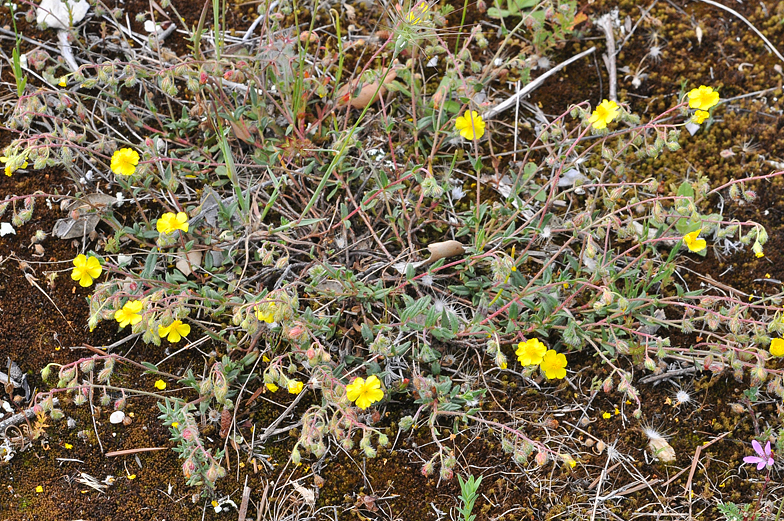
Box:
154, 379, 167, 390
287, 380, 304, 394
71, 254, 102, 287
255, 301, 277, 323
64, 443, 73, 449
35, 486, 43, 493
346, 375, 384, 409
539, 349, 567, 379
516, 338, 547, 366
171, 422, 179, 428
602, 411, 611, 419
771, 338, 784, 357
455, 110, 486, 140
127, 474, 136, 480
1, 156, 29, 176
682, 229, 706, 253
58, 78, 67, 87
156, 212, 189, 235
588, 99, 620, 130
266, 382, 279, 392
407, 1, 429, 24
158, 320, 190, 343
688, 85, 719, 111
114, 300, 143, 328
691, 110, 710, 124
756, 251, 765, 258
110, 148, 140, 176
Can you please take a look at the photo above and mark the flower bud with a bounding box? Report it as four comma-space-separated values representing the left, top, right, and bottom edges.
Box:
181, 426, 198, 441
182, 458, 196, 478
535, 450, 547, 466
399, 416, 415, 431
79, 359, 95, 374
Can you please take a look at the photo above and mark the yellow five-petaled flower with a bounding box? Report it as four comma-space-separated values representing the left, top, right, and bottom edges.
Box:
158, 319, 190, 343
0, 156, 28, 177
455, 110, 486, 140
540, 349, 567, 379
687, 85, 720, 111
110, 148, 140, 176
156, 212, 189, 235
771, 338, 784, 357
516, 338, 547, 366
115, 300, 143, 328
691, 110, 710, 125
588, 99, 620, 130
287, 380, 304, 394
71, 254, 102, 287
346, 375, 384, 409
255, 300, 278, 324
683, 229, 706, 253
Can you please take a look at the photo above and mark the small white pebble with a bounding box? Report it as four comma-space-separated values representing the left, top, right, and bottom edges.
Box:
109, 411, 126, 424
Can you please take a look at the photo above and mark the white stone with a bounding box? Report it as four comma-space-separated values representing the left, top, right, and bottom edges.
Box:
0, 223, 15, 237
37, 0, 90, 30
109, 410, 125, 424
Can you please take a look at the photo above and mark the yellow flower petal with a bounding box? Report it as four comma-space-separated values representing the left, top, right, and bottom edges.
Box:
455, 111, 486, 140
158, 320, 190, 343
687, 85, 720, 111
683, 229, 707, 253
71, 254, 102, 287
110, 148, 140, 176
154, 379, 167, 390
345, 375, 384, 409
156, 212, 189, 235
771, 338, 784, 357
691, 110, 710, 124
539, 349, 567, 379
588, 100, 620, 130
515, 338, 547, 366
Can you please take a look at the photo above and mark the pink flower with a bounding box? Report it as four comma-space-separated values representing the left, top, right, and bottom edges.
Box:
743, 440, 774, 470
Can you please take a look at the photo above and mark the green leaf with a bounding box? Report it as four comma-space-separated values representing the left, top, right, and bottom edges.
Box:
677, 181, 695, 199
141, 361, 159, 374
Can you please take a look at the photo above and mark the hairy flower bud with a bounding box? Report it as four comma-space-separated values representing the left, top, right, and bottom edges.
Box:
182, 458, 196, 478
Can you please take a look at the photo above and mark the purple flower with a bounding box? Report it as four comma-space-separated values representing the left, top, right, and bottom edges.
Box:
743, 440, 774, 470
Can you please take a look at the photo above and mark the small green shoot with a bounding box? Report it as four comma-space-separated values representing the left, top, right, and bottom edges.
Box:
457, 474, 482, 521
